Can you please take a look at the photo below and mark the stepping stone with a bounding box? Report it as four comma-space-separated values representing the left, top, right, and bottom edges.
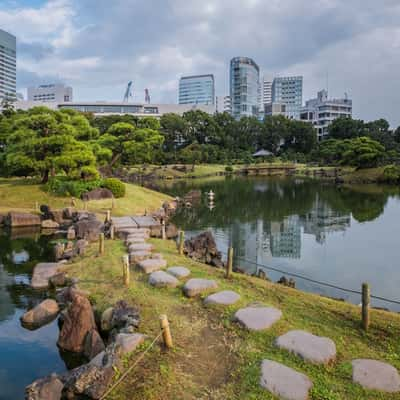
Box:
31, 263, 62, 289
260, 360, 313, 400
128, 243, 153, 252
149, 271, 179, 288
182, 278, 218, 297
204, 290, 240, 306
352, 359, 400, 393
166, 266, 191, 279
126, 237, 146, 245
129, 250, 152, 264
276, 330, 336, 365
112, 217, 138, 230
132, 216, 160, 228
115, 333, 146, 355
234, 306, 282, 331
126, 232, 149, 239
138, 258, 167, 274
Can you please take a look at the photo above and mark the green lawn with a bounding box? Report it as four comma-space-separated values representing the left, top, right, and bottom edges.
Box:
65, 238, 400, 400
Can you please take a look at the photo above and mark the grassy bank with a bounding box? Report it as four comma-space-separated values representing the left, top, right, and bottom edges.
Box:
66, 238, 400, 400
0, 178, 171, 217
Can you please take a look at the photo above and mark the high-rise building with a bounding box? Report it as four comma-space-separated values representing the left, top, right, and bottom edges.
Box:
178, 74, 215, 105
0, 29, 16, 101
300, 89, 352, 140
215, 95, 231, 114
27, 83, 73, 103
272, 76, 303, 119
230, 57, 260, 119
262, 78, 272, 106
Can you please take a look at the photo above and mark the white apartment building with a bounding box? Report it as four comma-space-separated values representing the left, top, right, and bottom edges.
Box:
300, 90, 352, 140
27, 84, 73, 103
215, 95, 231, 114
261, 78, 272, 106
0, 29, 16, 101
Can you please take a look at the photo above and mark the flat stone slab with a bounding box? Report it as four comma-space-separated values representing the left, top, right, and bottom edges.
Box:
352, 359, 400, 393
149, 271, 179, 288
31, 263, 62, 289
260, 360, 313, 400
115, 333, 146, 355
276, 330, 336, 365
166, 266, 191, 279
112, 217, 138, 229
204, 290, 241, 306
129, 250, 152, 264
132, 216, 160, 228
126, 237, 146, 245
234, 306, 282, 331
182, 278, 218, 297
128, 243, 153, 252
138, 258, 167, 274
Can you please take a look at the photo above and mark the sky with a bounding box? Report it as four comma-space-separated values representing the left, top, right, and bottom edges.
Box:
1, 0, 400, 126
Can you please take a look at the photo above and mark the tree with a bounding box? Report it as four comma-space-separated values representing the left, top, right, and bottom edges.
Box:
183, 110, 221, 145
328, 117, 364, 139
261, 115, 290, 154
160, 113, 188, 152
285, 120, 317, 154
341, 136, 385, 169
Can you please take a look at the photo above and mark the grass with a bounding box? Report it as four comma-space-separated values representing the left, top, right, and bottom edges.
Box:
65, 238, 400, 400
0, 178, 172, 217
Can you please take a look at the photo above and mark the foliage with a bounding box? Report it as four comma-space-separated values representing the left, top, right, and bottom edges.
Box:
383, 165, 400, 183
45, 177, 102, 197
102, 177, 126, 198
341, 136, 385, 168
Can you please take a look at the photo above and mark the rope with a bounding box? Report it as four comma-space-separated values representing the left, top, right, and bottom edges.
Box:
220, 250, 400, 306
100, 331, 163, 400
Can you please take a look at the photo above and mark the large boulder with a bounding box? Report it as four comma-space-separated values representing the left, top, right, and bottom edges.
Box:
110, 300, 140, 332
184, 231, 224, 268
25, 374, 63, 400
21, 299, 59, 330
31, 263, 63, 289
41, 219, 60, 229
74, 218, 103, 242
83, 329, 106, 361
6, 212, 41, 227
81, 188, 113, 202
57, 293, 97, 353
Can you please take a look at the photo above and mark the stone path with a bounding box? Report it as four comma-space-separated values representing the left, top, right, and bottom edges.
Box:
112, 215, 400, 399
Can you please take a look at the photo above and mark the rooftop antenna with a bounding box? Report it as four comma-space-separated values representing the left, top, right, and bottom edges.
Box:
123, 81, 133, 102
144, 88, 150, 104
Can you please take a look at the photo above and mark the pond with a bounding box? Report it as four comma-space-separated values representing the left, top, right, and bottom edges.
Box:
157, 176, 400, 312
0, 228, 66, 400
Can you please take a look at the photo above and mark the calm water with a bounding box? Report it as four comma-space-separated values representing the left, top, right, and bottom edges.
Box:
0, 229, 66, 400
158, 176, 400, 311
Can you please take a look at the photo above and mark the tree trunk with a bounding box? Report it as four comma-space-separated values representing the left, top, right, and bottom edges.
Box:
109, 153, 122, 167
41, 170, 49, 184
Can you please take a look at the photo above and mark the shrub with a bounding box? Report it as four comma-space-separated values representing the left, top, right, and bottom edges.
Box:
383, 165, 400, 183
45, 177, 102, 197
102, 178, 126, 198
225, 165, 233, 173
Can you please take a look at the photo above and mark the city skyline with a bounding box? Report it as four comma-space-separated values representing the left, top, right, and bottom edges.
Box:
0, 1, 399, 126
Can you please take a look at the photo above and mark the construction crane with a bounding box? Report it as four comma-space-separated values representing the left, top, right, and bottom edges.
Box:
123, 81, 133, 102
144, 88, 150, 104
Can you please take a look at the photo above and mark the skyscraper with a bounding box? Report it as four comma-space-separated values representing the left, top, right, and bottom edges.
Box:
262, 78, 272, 106
272, 76, 303, 119
178, 74, 215, 105
0, 29, 16, 101
230, 57, 260, 119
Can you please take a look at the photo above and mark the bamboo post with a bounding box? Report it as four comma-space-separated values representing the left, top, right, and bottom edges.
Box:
226, 246, 233, 278
99, 233, 105, 255
161, 219, 166, 240
111, 197, 115, 209
178, 230, 185, 255
106, 210, 111, 223
160, 315, 173, 349
110, 225, 115, 240
122, 255, 130, 286
362, 283, 370, 331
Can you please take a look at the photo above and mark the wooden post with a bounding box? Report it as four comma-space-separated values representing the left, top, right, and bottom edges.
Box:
35, 201, 39, 212
160, 314, 173, 349
99, 233, 105, 255
178, 230, 185, 255
226, 246, 233, 278
161, 219, 166, 240
110, 225, 115, 240
362, 283, 370, 331
106, 210, 111, 223
111, 197, 115, 209
122, 255, 130, 286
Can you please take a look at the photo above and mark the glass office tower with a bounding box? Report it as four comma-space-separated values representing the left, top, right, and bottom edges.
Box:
0, 29, 16, 101
178, 74, 215, 105
230, 57, 260, 119
272, 76, 303, 119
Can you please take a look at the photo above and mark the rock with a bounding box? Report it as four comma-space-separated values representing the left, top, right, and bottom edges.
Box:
74, 218, 103, 242
31, 262, 62, 289
49, 272, 67, 287
129, 250, 152, 264
138, 258, 167, 274
115, 333, 146, 355
260, 360, 313, 400
277, 276, 296, 288
132, 216, 160, 229
352, 359, 400, 393
204, 290, 240, 306
42, 219, 60, 229
25, 374, 63, 400
53, 243, 65, 261
63, 207, 75, 219
166, 266, 191, 279
6, 212, 41, 227
182, 278, 218, 297
21, 299, 59, 329
234, 306, 282, 331
183, 231, 224, 268
110, 300, 140, 331
67, 226, 76, 240
75, 239, 88, 256
84, 329, 106, 360
128, 243, 154, 252
100, 307, 114, 332
55, 286, 87, 308
126, 237, 145, 245
148, 271, 179, 288
57, 293, 97, 353
166, 223, 178, 239
81, 188, 113, 201
276, 330, 336, 365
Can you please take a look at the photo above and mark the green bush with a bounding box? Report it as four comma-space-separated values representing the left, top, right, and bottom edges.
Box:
225, 165, 233, 173
383, 165, 400, 183
102, 178, 126, 198
45, 177, 102, 197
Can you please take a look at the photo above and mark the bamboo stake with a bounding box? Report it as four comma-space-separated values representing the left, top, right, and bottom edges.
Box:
178, 230, 185, 255
99, 233, 105, 255
123, 255, 130, 286
226, 246, 233, 278
362, 283, 370, 331
160, 315, 173, 349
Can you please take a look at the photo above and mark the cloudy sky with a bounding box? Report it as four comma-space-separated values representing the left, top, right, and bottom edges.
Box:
1, 0, 400, 126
